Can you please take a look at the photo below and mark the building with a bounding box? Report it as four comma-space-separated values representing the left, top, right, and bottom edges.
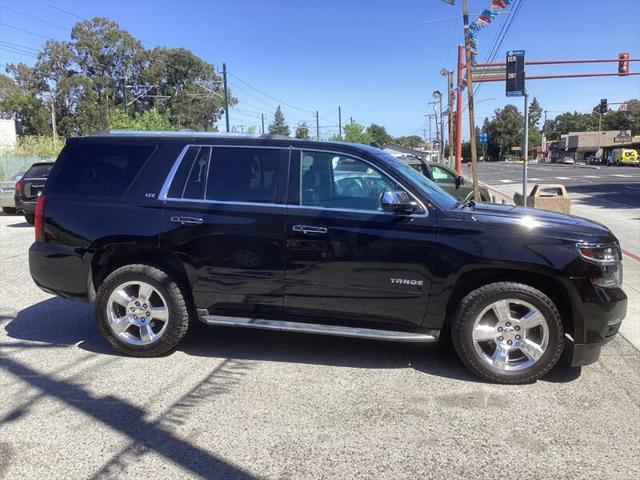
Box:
0, 119, 17, 153
558, 130, 640, 161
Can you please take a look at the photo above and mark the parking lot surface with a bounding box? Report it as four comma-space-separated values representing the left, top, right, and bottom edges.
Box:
1, 212, 639, 479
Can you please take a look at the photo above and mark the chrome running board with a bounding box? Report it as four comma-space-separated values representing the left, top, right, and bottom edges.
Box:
199, 314, 438, 343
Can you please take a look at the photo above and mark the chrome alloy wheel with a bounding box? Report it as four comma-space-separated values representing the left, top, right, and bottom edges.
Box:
472, 299, 549, 372
106, 281, 169, 346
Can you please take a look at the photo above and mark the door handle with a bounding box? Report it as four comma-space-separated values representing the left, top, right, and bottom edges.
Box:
171, 216, 203, 225
292, 225, 328, 235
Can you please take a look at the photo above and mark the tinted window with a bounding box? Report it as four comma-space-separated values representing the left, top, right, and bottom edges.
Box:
167, 146, 285, 203
52, 144, 155, 196
300, 151, 398, 211
430, 165, 456, 183
24, 164, 53, 179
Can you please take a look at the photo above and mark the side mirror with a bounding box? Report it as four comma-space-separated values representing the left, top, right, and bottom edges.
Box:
455, 175, 464, 189
380, 190, 418, 214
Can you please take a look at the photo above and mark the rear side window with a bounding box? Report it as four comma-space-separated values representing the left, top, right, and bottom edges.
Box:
24, 164, 53, 178
51, 144, 156, 196
167, 146, 286, 204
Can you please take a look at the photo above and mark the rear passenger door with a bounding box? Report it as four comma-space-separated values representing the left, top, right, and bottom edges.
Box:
159, 145, 289, 317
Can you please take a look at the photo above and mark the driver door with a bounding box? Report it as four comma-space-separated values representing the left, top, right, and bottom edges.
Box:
284, 149, 436, 330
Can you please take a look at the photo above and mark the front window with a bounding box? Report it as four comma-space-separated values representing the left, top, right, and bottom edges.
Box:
429, 165, 456, 184
300, 150, 399, 211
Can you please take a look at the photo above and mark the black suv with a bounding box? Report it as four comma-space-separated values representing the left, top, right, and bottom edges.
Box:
28, 133, 627, 383
15, 161, 54, 224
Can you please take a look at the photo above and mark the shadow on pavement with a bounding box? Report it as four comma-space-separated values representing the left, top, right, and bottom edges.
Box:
568, 183, 640, 209
5, 221, 31, 228
4, 297, 581, 384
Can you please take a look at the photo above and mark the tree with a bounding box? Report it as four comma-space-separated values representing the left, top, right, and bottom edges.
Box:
0, 71, 49, 135
341, 122, 372, 144
108, 108, 171, 130
366, 123, 391, 145
528, 97, 543, 128
295, 122, 310, 139
483, 104, 524, 160
268, 105, 290, 136
394, 135, 424, 149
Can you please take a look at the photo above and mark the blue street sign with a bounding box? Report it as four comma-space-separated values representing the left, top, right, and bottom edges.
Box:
479, 133, 488, 144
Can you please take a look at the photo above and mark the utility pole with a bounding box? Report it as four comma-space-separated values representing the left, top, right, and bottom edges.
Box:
447, 71, 455, 169
338, 106, 342, 140
523, 92, 529, 204
542, 109, 547, 158
425, 113, 434, 151
462, 0, 480, 201
455, 44, 464, 175
315, 111, 320, 140
438, 94, 444, 162
261, 114, 265, 134
122, 77, 128, 115
222, 63, 230, 133
50, 93, 57, 145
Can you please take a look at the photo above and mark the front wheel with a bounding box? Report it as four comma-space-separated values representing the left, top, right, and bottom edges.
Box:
95, 264, 192, 357
451, 282, 564, 384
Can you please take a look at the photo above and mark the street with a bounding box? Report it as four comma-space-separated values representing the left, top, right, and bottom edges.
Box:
476, 162, 640, 207
1, 211, 639, 479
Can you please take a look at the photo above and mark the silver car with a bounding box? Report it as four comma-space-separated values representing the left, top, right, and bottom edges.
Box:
0, 171, 25, 214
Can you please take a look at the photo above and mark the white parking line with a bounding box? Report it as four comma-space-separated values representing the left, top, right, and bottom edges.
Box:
582, 175, 600, 178
498, 179, 514, 183
555, 177, 571, 180
612, 174, 634, 178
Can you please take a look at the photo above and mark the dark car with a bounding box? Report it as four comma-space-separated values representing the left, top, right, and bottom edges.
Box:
15, 162, 54, 224
396, 155, 492, 202
28, 133, 627, 384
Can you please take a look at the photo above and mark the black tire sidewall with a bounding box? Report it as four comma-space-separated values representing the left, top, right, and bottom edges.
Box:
95, 264, 190, 356
453, 283, 564, 383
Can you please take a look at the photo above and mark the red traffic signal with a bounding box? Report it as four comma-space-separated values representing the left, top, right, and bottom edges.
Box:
618, 52, 629, 76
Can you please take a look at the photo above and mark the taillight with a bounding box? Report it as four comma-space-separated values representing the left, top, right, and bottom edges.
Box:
35, 194, 46, 242
15, 181, 22, 195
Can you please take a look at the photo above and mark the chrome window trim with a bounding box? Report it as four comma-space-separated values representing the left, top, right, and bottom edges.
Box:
295, 147, 429, 217
158, 143, 429, 218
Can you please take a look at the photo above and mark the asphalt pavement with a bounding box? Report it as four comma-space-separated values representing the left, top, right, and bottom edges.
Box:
1, 212, 639, 479
475, 162, 640, 207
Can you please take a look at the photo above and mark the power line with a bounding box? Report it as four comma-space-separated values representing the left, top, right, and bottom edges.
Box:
0, 22, 53, 40
37, 0, 84, 20
0, 46, 38, 58
0, 40, 40, 53
0, 4, 69, 31
229, 72, 315, 114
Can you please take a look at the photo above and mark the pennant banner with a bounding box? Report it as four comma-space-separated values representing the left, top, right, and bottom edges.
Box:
467, 0, 512, 64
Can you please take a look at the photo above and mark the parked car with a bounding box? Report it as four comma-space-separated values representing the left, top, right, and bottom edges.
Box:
29, 133, 627, 384
560, 157, 575, 165
585, 155, 601, 165
14, 162, 54, 224
397, 155, 492, 202
0, 171, 25, 214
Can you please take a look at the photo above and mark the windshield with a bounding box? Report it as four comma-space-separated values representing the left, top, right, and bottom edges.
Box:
373, 150, 458, 209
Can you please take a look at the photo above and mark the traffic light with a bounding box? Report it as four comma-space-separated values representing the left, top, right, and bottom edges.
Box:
600, 99, 608, 114
618, 52, 629, 76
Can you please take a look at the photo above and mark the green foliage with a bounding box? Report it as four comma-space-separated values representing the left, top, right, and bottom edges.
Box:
2, 17, 234, 137
342, 122, 372, 144
366, 123, 392, 145
483, 104, 524, 160
268, 106, 290, 136
0, 136, 63, 159
295, 122, 310, 139
107, 108, 172, 131
528, 97, 543, 128
394, 135, 424, 149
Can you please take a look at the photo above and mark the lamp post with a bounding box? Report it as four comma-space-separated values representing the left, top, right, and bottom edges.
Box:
433, 90, 444, 162
440, 68, 454, 169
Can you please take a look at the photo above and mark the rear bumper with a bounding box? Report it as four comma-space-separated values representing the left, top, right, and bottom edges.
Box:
14, 196, 36, 213
29, 241, 91, 302
565, 278, 627, 366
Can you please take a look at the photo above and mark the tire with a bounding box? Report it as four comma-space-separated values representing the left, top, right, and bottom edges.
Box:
95, 264, 192, 357
24, 213, 35, 224
451, 282, 564, 384
2, 207, 17, 215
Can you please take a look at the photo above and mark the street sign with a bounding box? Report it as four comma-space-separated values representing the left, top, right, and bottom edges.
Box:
479, 133, 488, 144
472, 66, 506, 82
506, 50, 525, 97
619, 103, 628, 112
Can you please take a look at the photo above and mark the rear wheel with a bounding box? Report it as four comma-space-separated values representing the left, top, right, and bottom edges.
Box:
95, 264, 191, 356
2, 207, 17, 215
24, 213, 35, 224
451, 282, 564, 384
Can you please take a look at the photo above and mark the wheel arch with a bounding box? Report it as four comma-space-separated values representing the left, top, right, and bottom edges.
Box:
443, 268, 574, 337
89, 243, 195, 307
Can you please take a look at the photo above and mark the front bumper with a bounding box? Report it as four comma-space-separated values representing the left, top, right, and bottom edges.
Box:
565, 278, 627, 367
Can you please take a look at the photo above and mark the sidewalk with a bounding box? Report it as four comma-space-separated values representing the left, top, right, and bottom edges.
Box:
483, 181, 640, 350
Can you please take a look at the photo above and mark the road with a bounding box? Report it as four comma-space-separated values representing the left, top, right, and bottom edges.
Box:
1, 212, 639, 479
475, 162, 640, 208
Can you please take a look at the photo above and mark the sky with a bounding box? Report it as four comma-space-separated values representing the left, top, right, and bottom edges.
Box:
1, 0, 639, 140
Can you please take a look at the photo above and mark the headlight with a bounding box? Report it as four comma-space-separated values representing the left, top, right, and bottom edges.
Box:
577, 243, 622, 287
